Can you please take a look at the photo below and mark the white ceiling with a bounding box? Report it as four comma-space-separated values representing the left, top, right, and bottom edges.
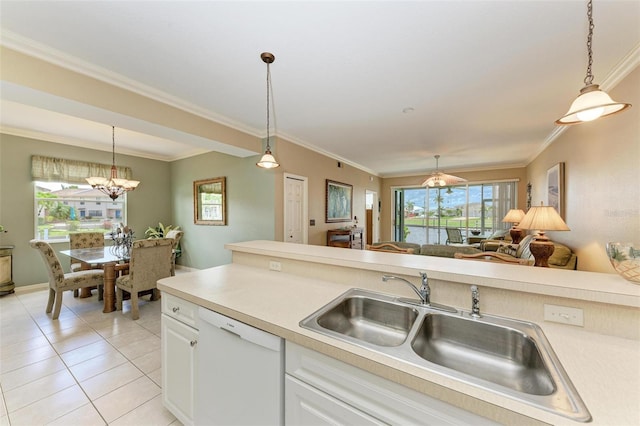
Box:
1, 1, 638, 176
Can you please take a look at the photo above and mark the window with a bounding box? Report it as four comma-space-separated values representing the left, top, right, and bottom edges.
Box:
392, 181, 516, 245
35, 181, 126, 241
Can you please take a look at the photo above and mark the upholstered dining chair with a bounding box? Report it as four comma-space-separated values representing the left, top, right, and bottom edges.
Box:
69, 232, 105, 298
30, 239, 105, 320
115, 238, 173, 320
164, 229, 184, 276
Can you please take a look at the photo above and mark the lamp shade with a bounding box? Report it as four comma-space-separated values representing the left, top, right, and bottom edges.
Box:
502, 209, 526, 224
256, 151, 279, 169
556, 84, 631, 125
518, 204, 570, 232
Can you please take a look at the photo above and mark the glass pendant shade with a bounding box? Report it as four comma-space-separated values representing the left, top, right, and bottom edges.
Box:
256, 150, 279, 169
556, 0, 631, 125
421, 155, 466, 187
556, 84, 631, 125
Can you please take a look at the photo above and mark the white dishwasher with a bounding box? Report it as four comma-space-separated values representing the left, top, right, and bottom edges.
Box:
195, 307, 284, 425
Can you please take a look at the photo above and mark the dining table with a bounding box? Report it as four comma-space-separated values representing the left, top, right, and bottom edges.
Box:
59, 246, 129, 313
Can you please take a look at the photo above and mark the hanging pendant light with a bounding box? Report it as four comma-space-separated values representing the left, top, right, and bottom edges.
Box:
86, 126, 140, 200
556, 0, 631, 125
256, 52, 280, 169
421, 155, 467, 187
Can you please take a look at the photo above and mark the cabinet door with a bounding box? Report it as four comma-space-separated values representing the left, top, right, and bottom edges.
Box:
161, 314, 198, 426
285, 375, 384, 426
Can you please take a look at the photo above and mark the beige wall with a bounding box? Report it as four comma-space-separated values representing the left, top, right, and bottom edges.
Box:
379, 168, 528, 242
526, 66, 640, 273
0, 133, 172, 286
269, 138, 382, 246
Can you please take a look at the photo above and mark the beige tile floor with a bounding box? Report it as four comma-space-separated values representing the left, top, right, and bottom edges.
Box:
0, 284, 181, 426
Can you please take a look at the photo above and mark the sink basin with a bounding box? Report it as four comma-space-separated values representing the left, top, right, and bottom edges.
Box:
303, 289, 418, 347
300, 288, 591, 422
411, 314, 555, 395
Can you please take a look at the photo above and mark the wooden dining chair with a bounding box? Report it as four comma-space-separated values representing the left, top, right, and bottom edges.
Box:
30, 239, 105, 320
115, 238, 173, 320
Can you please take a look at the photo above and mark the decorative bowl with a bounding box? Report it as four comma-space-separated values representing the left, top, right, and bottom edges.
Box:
471, 230, 481, 236
606, 242, 640, 284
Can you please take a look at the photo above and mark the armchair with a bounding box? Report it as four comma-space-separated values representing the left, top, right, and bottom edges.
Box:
116, 238, 173, 320
30, 239, 105, 320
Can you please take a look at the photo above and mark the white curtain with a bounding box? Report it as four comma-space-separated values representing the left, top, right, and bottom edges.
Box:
491, 181, 517, 230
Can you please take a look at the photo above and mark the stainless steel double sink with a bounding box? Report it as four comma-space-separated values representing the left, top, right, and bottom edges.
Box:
300, 288, 591, 422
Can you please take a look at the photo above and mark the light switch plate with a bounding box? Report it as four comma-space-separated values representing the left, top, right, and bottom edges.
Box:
544, 304, 584, 327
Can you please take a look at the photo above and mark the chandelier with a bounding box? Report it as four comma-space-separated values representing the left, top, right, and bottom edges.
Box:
555, 0, 631, 125
86, 126, 140, 200
421, 155, 467, 187
256, 52, 280, 169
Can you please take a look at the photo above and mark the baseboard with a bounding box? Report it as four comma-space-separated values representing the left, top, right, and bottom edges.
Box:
14, 282, 49, 294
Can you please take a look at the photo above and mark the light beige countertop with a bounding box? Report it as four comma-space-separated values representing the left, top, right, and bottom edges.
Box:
159, 261, 640, 425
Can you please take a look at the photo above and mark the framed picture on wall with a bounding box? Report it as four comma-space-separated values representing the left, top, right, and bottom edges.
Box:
326, 179, 353, 223
547, 163, 565, 219
194, 177, 227, 225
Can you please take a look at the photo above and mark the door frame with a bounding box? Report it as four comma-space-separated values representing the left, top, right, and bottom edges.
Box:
283, 173, 309, 244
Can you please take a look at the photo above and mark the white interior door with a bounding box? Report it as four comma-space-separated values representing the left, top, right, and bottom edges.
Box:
366, 190, 379, 244
284, 174, 308, 244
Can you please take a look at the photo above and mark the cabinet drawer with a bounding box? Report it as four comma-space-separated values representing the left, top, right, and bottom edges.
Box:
286, 342, 497, 425
162, 293, 198, 329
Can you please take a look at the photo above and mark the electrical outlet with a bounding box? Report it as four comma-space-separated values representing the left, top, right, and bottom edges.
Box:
269, 261, 282, 272
544, 304, 584, 327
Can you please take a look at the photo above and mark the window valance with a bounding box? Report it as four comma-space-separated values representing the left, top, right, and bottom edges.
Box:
31, 155, 133, 184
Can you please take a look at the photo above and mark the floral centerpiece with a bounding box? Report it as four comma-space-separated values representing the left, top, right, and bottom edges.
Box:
109, 223, 134, 258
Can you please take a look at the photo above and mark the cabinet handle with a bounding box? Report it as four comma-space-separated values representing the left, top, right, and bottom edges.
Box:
190, 340, 197, 347
172, 307, 180, 313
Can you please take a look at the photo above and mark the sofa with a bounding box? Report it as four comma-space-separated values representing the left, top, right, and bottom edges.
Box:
455, 234, 578, 270
371, 236, 577, 270
370, 241, 482, 258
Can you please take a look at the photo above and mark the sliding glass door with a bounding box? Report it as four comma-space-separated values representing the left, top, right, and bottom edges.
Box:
392, 181, 517, 245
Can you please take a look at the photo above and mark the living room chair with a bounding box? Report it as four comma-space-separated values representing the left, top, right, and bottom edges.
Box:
445, 228, 465, 245
115, 238, 173, 320
30, 239, 105, 320
69, 231, 105, 298
165, 229, 184, 276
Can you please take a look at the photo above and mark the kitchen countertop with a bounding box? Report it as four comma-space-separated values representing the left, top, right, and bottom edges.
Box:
158, 261, 640, 425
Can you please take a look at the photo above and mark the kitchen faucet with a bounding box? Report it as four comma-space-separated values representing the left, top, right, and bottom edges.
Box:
382, 272, 457, 313
382, 272, 430, 304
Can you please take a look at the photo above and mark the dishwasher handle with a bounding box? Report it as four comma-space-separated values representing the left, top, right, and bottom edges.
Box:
198, 307, 282, 352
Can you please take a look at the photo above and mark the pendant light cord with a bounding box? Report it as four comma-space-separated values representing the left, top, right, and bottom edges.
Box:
584, 0, 595, 86
265, 62, 271, 151
111, 126, 116, 166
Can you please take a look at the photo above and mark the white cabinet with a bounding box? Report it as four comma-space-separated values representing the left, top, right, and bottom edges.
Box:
285, 342, 498, 426
161, 293, 198, 426
286, 375, 384, 425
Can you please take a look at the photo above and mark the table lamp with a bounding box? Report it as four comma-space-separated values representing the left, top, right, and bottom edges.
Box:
502, 209, 526, 244
518, 203, 570, 267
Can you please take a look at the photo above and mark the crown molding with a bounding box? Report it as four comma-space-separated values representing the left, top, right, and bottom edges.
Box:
0, 30, 262, 139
